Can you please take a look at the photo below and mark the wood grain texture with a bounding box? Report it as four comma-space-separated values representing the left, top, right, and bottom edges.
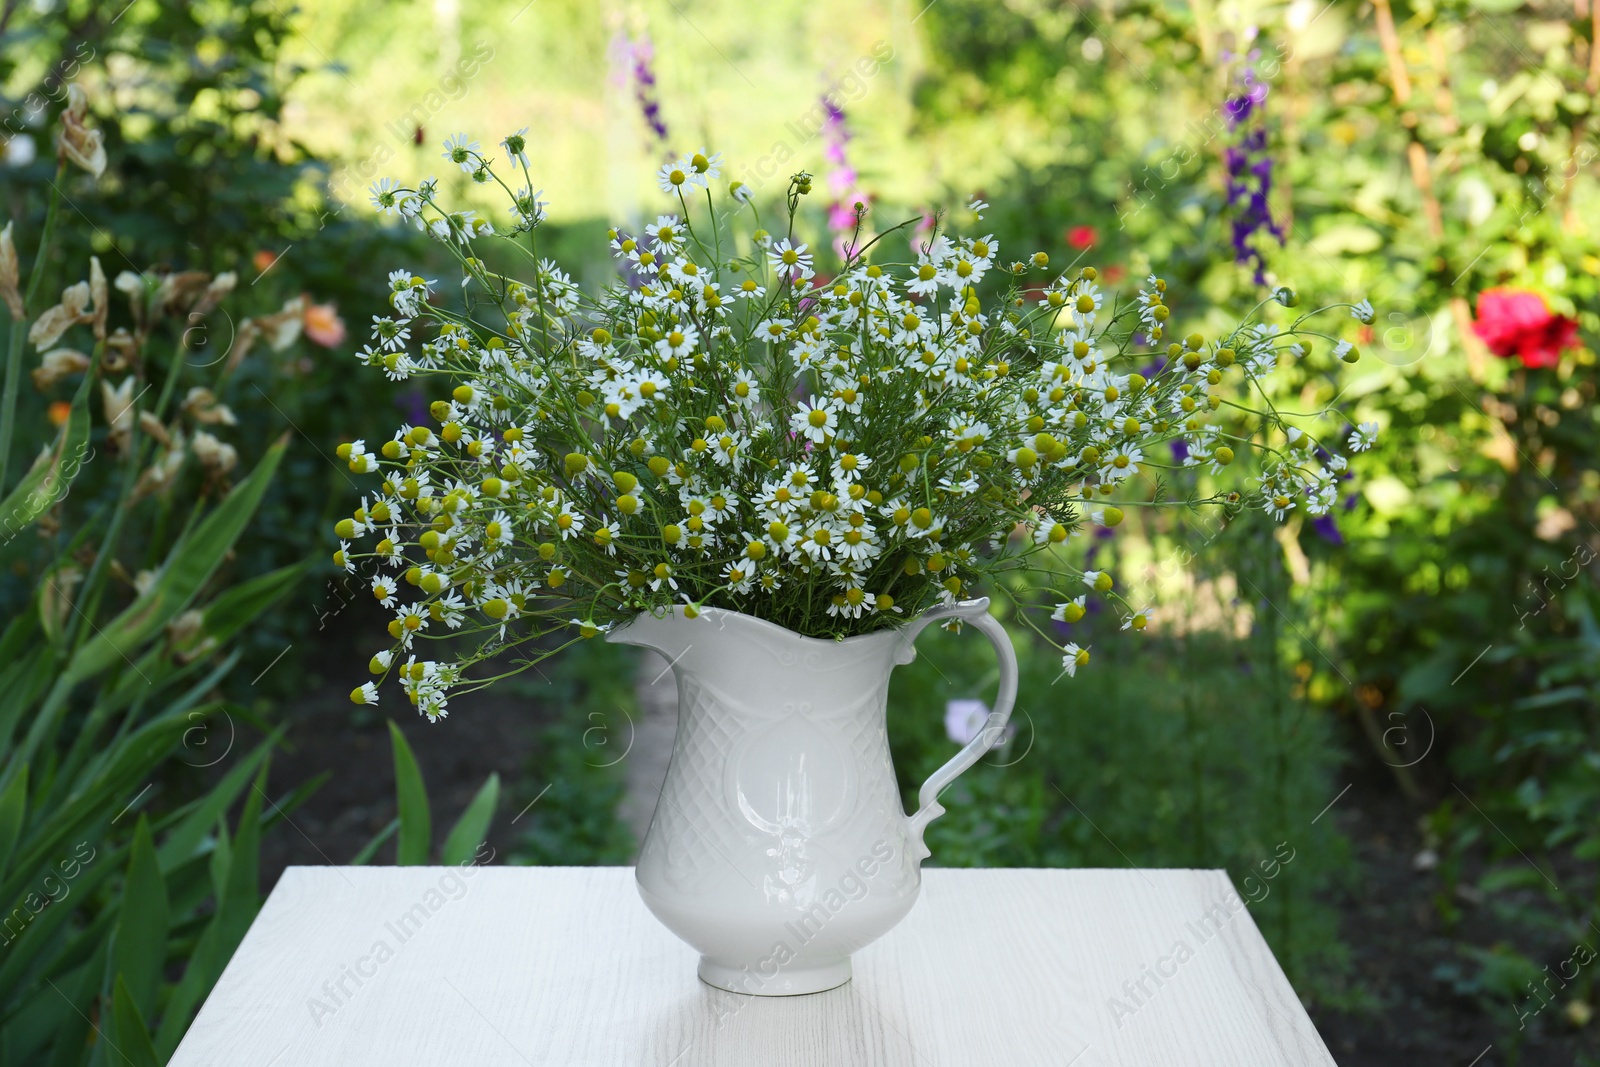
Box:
169, 867, 1336, 1066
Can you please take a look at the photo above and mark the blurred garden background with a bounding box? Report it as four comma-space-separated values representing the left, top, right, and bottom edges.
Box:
2, 0, 1598, 1063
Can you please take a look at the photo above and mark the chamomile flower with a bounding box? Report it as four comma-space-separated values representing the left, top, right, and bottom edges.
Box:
502, 128, 530, 168
1351, 299, 1375, 324
1347, 421, 1379, 452
791, 396, 839, 443
831, 452, 871, 483
836, 524, 881, 563
724, 563, 756, 594
1059, 643, 1090, 678
754, 316, 792, 343
704, 490, 738, 523
370, 316, 411, 352
665, 259, 706, 290
938, 473, 980, 496
656, 158, 692, 194
729, 369, 760, 405
369, 178, 405, 215
512, 187, 547, 228
799, 523, 838, 561
907, 259, 942, 297
335, 148, 1367, 708
593, 520, 621, 555
656, 324, 699, 360
940, 253, 988, 289
689, 148, 722, 184
442, 133, 480, 173
762, 519, 800, 558
827, 587, 870, 619
483, 510, 514, 548
1051, 597, 1087, 623
649, 563, 678, 592
768, 239, 814, 282
554, 508, 585, 540
646, 215, 685, 252
345, 440, 378, 474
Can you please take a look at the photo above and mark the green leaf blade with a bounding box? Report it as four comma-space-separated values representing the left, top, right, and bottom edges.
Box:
112, 815, 170, 1021
441, 773, 499, 866
389, 721, 431, 865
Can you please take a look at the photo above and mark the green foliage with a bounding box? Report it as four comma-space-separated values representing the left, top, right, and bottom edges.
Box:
370, 722, 500, 867
388, 720, 433, 865
907, 0, 1600, 1041
2, 0, 1596, 1055
0, 0, 434, 696
0, 421, 304, 1063
886, 583, 1357, 1003
507, 639, 636, 867
442, 774, 502, 866
0, 91, 321, 1054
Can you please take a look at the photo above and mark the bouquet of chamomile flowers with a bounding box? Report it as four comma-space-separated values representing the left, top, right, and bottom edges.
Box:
335, 135, 1377, 720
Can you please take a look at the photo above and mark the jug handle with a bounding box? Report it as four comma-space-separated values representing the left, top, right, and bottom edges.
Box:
898, 597, 1018, 860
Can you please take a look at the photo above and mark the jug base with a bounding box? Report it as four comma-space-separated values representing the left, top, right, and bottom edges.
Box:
697, 955, 852, 996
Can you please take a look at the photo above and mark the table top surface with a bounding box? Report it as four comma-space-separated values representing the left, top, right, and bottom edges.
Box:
169, 865, 1335, 1067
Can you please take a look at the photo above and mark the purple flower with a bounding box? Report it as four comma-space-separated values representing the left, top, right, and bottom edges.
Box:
1221, 44, 1284, 285
613, 32, 670, 149
398, 389, 429, 427
1311, 513, 1343, 545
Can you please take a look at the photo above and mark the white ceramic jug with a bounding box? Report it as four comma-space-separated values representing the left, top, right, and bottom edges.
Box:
609, 597, 1017, 995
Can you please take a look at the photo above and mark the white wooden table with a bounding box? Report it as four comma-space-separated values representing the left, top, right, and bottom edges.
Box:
170, 866, 1336, 1066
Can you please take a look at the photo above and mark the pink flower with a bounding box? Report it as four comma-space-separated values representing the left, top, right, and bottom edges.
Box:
303, 301, 347, 348
1472, 288, 1578, 370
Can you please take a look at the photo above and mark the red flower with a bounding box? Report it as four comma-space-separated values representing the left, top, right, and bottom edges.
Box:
1472, 288, 1579, 370
1066, 225, 1097, 250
